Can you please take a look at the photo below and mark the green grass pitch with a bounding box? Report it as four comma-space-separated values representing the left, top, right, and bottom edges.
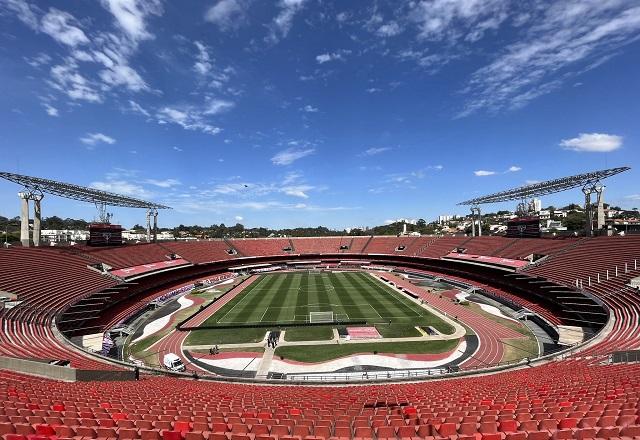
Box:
198, 271, 453, 333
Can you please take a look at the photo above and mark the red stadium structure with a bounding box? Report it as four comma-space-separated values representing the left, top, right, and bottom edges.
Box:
1, 234, 640, 439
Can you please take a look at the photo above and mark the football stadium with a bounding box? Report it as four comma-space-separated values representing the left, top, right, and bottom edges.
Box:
2, 1, 640, 439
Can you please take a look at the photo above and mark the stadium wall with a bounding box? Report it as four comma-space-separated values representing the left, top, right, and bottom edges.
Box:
0, 356, 135, 382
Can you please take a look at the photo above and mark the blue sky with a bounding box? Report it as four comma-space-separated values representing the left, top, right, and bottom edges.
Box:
0, 0, 639, 229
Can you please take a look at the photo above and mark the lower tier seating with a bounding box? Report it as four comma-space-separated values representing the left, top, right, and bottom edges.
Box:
1, 361, 639, 440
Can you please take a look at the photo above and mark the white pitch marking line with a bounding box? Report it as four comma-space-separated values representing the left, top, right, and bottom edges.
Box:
216, 275, 270, 323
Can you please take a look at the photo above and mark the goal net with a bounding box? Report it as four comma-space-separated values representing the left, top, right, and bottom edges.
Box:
309, 311, 334, 323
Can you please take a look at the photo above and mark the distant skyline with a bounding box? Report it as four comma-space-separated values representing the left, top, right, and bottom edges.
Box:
1, 0, 638, 229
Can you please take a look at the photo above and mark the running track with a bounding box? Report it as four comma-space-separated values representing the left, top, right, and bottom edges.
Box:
378, 273, 525, 368
155, 275, 260, 372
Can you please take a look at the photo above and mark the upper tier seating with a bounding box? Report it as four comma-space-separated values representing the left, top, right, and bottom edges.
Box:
345, 236, 372, 253
497, 237, 580, 260
364, 236, 421, 254
0, 248, 117, 309
458, 237, 514, 257
526, 235, 640, 288
289, 237, 347, 254
77, 244, 175, 269
227, 239, 291, 257
160, 241, 235, 264
414, 236, 470, 258
0, 248, 119, 369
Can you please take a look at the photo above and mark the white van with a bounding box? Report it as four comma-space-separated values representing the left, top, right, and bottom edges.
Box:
163, 353, 186, 372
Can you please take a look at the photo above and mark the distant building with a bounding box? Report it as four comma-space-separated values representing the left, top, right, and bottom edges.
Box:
40, 229, 89, 243
532, 198, 542, 213
438, 215, 456, 224
541, 220, 567, 232
157, 231, 174, 240
122, 230, 145, 241
538, 210, 551, 220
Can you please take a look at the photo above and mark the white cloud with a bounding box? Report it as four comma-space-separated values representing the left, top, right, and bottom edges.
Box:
145, 178, 181, 188
336, 12, 349, 23
204, 99, 235, 115
271, 147, 315, 165
80, 132, 116, 146
205, 0, 248, 31
173, 146, 183, 152
376, 21, 402, 37
268, 0, 308, 43
42, 103, 59, 117
560, 133, 623, 153
234, 215, 244, 221
474, 170, 496, 176
2, 0, 40, 30
474, 166, 521, 176
362, 147, 391, 156
49, 61, 102, 103
383, 168, 435, 188
100, 0, 163, 41
99, 63, 147, 91
41, 8, 89, 47
315, 53, 333, 64
281, 185, 313, 199
91, 179, 151, 197
157, 106, 222, 135
210, 178, 316, 200
193, 41, 212, 76
24, 53, 52, 68
282, 171, 302, 185
366, 87, 382, 93
191, 41, 236, 90
302, 104, 318, 113
459, 2, 640, 116
315, 50, 349, 64
410, 0, 508, 42
129, 99, 150, 117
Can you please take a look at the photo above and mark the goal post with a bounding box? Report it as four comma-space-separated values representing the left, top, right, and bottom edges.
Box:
309, 311, 334, 323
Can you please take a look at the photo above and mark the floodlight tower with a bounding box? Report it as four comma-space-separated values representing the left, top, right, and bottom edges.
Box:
470, 206, 482, 237
16, 189, 44, 247
145, 208, 159, 242
582, 182, 605, 237
458, 167, 629, 237
0, 172, 171, 247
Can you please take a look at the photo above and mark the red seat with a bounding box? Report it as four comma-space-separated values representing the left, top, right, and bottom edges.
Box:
97, 427, 118, 439
271, 424, 291, 437
437, 422, 457, 436
374, 426, 396, 440
0, 423, 16, 436
525, 431, 550, 440
621, 425, 640, 437
332, 426, 351, 439
163, 431, 183, 440
558, 418, 577, 429
353, 426, 373, 439
174, 422, 191, 433
499, 420, 518, 432
140, 430, 161, 440
118, 428, 140, 439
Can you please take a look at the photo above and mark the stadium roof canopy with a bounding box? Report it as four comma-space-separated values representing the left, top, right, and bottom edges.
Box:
458, 167, 630, 206
0, 171, 171, 209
